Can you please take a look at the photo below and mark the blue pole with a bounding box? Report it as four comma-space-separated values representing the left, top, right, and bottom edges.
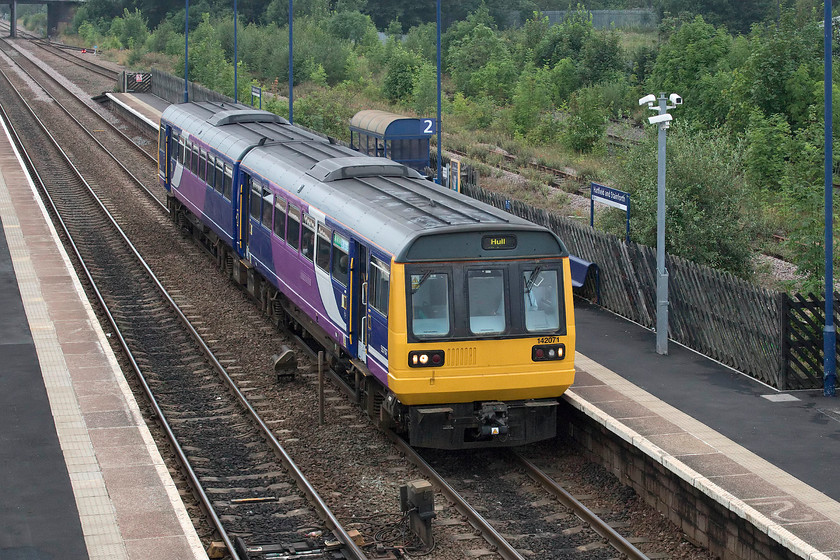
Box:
184, 0, 189, 102
824, 0, 836, 396
234, 0, 238, 103
289, 0, 294, 123
436, 0, 442, 185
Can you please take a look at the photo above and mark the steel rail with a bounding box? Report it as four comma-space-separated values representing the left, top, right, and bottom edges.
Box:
0, 38, 165, 211
0, 22, 120, 81
0, 65, 367, 560
384, 431, 528, 560
513, 452, 650, 560
0, 36, 158, 164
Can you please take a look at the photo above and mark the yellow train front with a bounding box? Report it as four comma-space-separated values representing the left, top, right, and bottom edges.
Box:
382, 227, 576, 449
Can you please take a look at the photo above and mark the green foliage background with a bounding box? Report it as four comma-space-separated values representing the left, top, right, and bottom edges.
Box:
53, 0, 840, 293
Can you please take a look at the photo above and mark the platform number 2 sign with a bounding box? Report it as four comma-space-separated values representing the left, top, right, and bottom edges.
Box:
422, 119, 436, 135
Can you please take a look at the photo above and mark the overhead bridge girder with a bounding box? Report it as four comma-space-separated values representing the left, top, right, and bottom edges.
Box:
7, 0, 80, 38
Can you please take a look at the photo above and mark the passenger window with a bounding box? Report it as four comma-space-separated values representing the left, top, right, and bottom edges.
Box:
273, 199, 286, 239
199, 150, 207, 182
183, 141, 190, 167
523, 269, 560, 332
191, 145, 199, 174
315, 224, 331, 271
261, 187, 273, 227
249, 177, 260, 220
410, 273, 450, 338
370, 256, 390, 316
211, 158, 219, 191
301, 214, 316, 261
287, 205, 301, 249
468, 269, 506, 335
223, 164, 232, 199
331, 233, 349, 286
179, 138, 185, 164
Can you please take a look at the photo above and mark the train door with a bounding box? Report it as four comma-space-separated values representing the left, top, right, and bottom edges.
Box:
235, 169, 251, 257
352, 242, 369, 363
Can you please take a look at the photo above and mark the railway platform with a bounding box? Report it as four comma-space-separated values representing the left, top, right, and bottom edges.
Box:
0, 107, 206, 559
108, 90, 840, 558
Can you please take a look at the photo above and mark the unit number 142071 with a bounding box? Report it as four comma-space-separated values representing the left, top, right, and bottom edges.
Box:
537, 336, 560, 344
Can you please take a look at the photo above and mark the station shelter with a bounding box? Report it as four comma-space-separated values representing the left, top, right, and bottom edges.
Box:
349, 110, 432, 173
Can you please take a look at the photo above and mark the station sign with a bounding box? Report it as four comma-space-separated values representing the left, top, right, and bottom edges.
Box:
590, 182, 631, 243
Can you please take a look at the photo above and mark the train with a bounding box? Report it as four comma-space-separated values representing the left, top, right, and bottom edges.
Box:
158, 101, 576, 449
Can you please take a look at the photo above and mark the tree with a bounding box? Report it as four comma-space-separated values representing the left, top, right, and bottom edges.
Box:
613, 123, 753, 276
110, 8, 149, 50
447, 23, 517, 102
383, 46, 421, 103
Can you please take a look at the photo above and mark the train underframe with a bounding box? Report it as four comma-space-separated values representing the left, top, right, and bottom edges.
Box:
168, 196, 559, 449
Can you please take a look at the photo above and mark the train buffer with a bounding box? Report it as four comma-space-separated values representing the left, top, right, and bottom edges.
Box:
569, 255, 600, 303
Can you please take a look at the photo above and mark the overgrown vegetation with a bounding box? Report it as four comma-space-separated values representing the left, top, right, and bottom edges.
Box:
48, 0, 840, 293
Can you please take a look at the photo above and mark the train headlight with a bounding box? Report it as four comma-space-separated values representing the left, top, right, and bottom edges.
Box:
532, 343, 565, 362
409, 350, 445, 368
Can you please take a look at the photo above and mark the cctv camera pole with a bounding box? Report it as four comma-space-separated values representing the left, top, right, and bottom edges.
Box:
655, 93, 669, 355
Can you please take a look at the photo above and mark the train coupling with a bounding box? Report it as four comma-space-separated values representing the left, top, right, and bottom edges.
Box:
477, 401, 510, 437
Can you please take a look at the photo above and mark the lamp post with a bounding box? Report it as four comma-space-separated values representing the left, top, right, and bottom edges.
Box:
436, 0, 442, 185
639, 92, 681, 355
184, 0, 189, 102
824, 0, 836, 396
234, 0, 238, 103
288, 0, 294, 123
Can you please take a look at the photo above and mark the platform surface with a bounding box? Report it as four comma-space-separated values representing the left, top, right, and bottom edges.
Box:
570, 301, 840, 558
0, 107, 206, 560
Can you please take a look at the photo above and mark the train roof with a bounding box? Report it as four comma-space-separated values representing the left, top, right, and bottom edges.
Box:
166, 103, 567, 262
243, 144, 564, 261
161, 101, 326, 161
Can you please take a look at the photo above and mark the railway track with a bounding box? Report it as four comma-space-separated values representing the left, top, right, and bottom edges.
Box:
384, 433, 650, 560
0, 21, 121, 81
0, 54, 366, 560
0, 36, 159, 166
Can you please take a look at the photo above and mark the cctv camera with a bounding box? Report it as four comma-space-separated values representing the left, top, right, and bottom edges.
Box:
669, 93, 682, 105
638, 94, 656, 106
648, 113, 673, 125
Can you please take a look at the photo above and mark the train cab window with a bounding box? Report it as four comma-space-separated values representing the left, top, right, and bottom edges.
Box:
315, 224, 331, 271
273, 199, 286, 239
410, 273, 450, 338
301, 214, 316, 261
467, 269, 506, 335
369, 256, 390, 316
198, 150, 207, 182
523, 269, 560, 332
158, 126, 165, 152
331, 233, 349, 286
248, 177, 261, 220
287, 205, 301, 250
223, 164, 233, 199
261, 187, 273, 227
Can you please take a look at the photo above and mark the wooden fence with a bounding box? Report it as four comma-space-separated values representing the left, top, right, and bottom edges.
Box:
463, 182, 839, 390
